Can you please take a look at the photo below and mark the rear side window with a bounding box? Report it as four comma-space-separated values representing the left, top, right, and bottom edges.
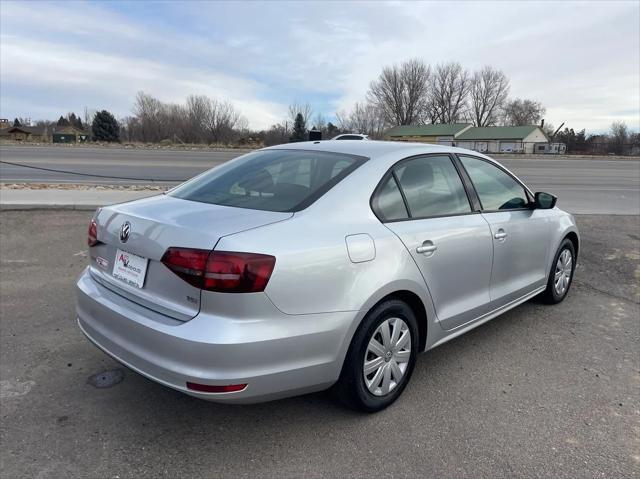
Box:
459, 155, 529, 210
372, 155, 471, 221
394, 155, 471, 218
371, 176, 409, 221
169, 150, 366, 212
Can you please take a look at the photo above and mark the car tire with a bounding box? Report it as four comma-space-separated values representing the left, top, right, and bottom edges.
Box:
335, 299, 419, 413
542, 239, 576, 304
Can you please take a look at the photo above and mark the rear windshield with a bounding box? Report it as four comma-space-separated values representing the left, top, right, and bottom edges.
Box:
168, 149, 367, 212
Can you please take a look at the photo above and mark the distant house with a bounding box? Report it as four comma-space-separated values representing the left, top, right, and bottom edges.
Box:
0, 119, 10, 130
0, 125, 47, 142
0, 124, 90, 143
52, 125, 90, 143
384, 123, 472, 145
383, 123, 552, 154
455, 126, 549, 154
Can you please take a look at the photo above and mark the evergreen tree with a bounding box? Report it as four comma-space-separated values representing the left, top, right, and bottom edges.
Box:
67, 112, 83, 129
326, 122, 339, 138
13, 118, 21, 127
291, 112, 306, 142
92, 110, 120, 142
57, 116, 70, 127
575, 129, 588, 151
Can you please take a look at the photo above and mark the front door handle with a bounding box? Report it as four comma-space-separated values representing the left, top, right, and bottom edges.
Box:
416, 240, 437, 256
494, 229, 507, 240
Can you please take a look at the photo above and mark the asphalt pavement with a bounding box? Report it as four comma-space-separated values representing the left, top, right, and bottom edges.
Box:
1, 145, 639, 214
0, 211, 638, 478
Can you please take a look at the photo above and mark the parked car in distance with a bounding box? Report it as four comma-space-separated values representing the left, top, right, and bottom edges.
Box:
77, 141, 579, 412
332, 133, 369, 140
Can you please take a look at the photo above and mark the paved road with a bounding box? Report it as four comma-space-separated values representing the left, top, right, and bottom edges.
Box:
0, 146, 244, 183
1, 145, 639, 214
0, 211, 638, 478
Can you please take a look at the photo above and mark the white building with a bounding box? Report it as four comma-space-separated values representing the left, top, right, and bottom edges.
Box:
455, 126, 550, 154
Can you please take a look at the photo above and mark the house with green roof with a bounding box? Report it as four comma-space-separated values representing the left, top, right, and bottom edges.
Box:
384, 123, 472, 145
455, 125, 549, 154
384, 123, 550, 154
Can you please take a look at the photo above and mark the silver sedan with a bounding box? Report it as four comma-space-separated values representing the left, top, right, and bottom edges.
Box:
76, 141, 579, 412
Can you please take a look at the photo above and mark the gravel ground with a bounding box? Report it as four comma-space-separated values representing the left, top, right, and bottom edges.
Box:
0, 211, 638, 478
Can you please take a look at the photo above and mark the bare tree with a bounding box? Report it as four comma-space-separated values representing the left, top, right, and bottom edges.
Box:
264, 123, 289, 146
203, 98, 242, 143
288, 102, 313, 126
133, 91, 165, 142
311, 112, 327, 132
542, 121, 556, 138
182, 95, 210, 143
502, 98, 546, 126
130, 91, 248, 144
334, 110, 349, 131
336, 102, 386, 139
83, 107, 97, 129
610, 121, 629, 155
469, 66, 510, 126
367, 58, 431, 126
235, 116, 250, 135
428, 62, 470, 124
119, 116, 141, 143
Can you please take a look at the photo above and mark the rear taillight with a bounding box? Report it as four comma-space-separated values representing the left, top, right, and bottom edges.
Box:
204, 251, 275, 293
161, 248, 276, 293
88, 219, 98, 246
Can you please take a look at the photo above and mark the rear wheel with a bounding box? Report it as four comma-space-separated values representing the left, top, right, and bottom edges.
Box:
542, 239, 575, 304
335, 300, 418, 412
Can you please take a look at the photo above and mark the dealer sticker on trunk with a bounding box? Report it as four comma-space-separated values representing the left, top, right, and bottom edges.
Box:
113, 249, 149, 289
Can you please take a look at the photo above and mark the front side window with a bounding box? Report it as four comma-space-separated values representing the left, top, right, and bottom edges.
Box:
169, 149, 366, 212
459, 155, 529, 210
394, 155, 471, 218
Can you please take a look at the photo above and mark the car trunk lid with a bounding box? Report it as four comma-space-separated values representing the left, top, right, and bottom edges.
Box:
88, 194, 292, 321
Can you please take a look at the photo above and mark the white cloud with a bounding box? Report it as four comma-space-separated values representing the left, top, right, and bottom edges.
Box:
0, 35, 285, 129
1, 0, 638, 132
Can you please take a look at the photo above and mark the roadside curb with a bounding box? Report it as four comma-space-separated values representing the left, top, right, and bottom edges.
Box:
0, 188, 156, 211
1, 204, 100, 211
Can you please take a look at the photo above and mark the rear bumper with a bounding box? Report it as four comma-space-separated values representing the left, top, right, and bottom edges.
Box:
76, 267, 358, 403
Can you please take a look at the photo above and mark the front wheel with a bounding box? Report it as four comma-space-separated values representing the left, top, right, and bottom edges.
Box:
542, 239, 576, 304
335, 300, 419, 412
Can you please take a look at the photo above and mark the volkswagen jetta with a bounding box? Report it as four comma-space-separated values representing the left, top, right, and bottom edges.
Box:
76, 141, 579, 411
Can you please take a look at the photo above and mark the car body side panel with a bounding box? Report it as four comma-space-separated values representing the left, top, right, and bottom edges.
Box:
545, 210, 580, 270
215, 212, 433, 316
481, 209, 551, 309
384, 214, 494, 331
213, 161, 441, 353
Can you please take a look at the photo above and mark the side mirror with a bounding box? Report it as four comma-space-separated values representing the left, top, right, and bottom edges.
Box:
534, 191, 557, 209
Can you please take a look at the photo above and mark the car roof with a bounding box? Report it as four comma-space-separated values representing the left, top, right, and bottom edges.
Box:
262, 139, 488, 160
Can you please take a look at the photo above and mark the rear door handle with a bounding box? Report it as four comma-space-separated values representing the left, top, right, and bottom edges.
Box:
416, 240, 437, 255
494, 229, 507, 240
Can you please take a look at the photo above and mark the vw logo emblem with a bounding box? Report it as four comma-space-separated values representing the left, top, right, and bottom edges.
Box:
119, 221, 131, 243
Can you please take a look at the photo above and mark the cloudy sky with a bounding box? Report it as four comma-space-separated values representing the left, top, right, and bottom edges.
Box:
1, 0, 638, 133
